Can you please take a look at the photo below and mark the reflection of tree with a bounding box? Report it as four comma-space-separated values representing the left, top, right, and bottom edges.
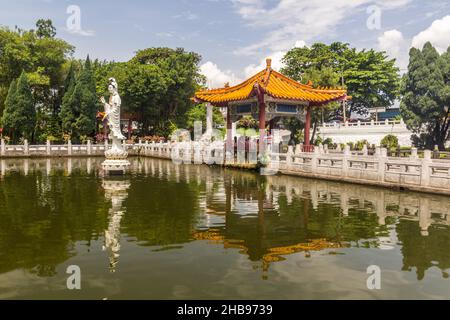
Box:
0, 172, 109, 277
193, 170, 392, 276
397, 220, 450, 280
120, 175, 201, 246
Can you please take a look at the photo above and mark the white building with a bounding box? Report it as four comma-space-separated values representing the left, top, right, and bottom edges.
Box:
317, 119, 413, 147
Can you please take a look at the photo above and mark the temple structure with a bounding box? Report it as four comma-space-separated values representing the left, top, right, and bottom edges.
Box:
194, 58, 349, 152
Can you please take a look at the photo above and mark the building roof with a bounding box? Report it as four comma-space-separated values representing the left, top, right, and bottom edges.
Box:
194, 59, 349, 106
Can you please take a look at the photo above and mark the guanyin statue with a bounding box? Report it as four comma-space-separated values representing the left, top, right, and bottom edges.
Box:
100, 78, 130, 174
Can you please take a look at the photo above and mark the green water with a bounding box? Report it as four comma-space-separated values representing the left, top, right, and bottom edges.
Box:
0, 157, 450, 300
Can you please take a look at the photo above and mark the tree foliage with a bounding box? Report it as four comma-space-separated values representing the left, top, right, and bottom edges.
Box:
94, 47, 203, 136
0, 20, 73, 118
381, 134, 399, 150
282, 42, 400, 116
186, 104, 225, 132
400, 42, 450, 150
60, 57, 98, 142
1, 72, 36, 142
281, 42, 400, 143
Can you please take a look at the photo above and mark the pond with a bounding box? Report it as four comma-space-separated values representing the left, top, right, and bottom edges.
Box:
0, 157, 450, 299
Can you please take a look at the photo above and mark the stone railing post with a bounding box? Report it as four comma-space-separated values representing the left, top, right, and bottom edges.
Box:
87, 139, 92, 155
410, 147, 418, 160
421, 150, 432, 187
68, 140, 72, 156
1, 138, 5, 156
24, 139, 29, 156
46, 140, 51, 156
286, 145, 294, 168
311, 147, 319, 173
193, 142, 202, 165
377, 147, 387, 183
318, 143, 324, 154
362, 144, 368, 156
342, 145, 351, 177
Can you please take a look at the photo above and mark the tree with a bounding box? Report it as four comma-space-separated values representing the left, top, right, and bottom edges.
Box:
282, 42, 400, 116
94, 47, 204, 137
35, 19, 56, 38
60, 56, 98, 142
381, 134, 399, 150
130, 47, 203, 134
1, 72, 36, 142
186, 104, 225, 132
0, 20, 73, 127
400, 42, 450, 150
281, 42, 400, 144
0, 79, 17, 136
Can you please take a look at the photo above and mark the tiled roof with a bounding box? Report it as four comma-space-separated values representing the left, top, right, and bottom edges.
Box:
194, 59, 348, 105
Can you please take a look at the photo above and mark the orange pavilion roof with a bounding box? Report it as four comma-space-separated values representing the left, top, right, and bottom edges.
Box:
194, 59, 349, 105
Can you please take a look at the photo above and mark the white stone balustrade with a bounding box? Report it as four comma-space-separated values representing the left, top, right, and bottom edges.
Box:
1, 139, 450, 194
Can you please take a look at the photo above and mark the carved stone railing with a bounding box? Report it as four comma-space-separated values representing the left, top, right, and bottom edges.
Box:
2, 138, 450, 195
270, 145, 450, 195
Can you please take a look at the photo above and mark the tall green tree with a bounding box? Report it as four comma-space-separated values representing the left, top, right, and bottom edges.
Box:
0, 20, 73, 123
60, 56, 98, 142
35, 19, 56, 38
400, 42, 450, 150
282, 42, 400, 116
95, 47, 204, 136
281, 42, 400, 143
1, 72, 36, 142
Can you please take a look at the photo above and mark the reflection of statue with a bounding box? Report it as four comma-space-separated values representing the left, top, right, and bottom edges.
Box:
102, 179, 130, 272
101, 78, 130, 174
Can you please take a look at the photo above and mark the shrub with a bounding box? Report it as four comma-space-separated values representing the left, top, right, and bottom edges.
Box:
355, 139, 369, 151
381, 134, 399, 150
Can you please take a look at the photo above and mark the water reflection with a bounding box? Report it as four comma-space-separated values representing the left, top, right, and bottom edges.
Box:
0, 157, 450, 285
102, 178, 130, 272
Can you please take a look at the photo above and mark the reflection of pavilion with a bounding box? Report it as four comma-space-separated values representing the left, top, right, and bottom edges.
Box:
179, 162, 450, 278
102, 178, 130, 272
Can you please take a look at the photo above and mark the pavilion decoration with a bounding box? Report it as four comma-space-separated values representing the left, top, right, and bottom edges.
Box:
194, 58, 349, 151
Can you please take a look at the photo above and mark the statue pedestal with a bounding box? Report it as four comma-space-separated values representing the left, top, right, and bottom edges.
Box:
102, 138, 130, 175
102, 159, 130, 175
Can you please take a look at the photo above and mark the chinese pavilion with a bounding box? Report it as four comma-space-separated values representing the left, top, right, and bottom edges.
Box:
194, 58, 349, 151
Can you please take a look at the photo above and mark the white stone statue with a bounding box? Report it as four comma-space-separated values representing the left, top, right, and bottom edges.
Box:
101, 78, 130, 174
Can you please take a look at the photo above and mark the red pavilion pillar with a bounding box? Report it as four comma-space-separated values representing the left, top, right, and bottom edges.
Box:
304, 106, 311, 152
259, 95, 266, 154
226, 105, 233, 159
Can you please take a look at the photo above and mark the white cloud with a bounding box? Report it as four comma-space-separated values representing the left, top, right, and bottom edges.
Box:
412, 15, 450, 53
244, 40, 307, 78
232, 0, 412, 55
201, 40, 307, 88
200, 61, 242, 88
378, 29, 408, 71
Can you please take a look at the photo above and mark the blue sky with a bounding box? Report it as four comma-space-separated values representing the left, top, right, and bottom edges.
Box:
1, 0, 449, 87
